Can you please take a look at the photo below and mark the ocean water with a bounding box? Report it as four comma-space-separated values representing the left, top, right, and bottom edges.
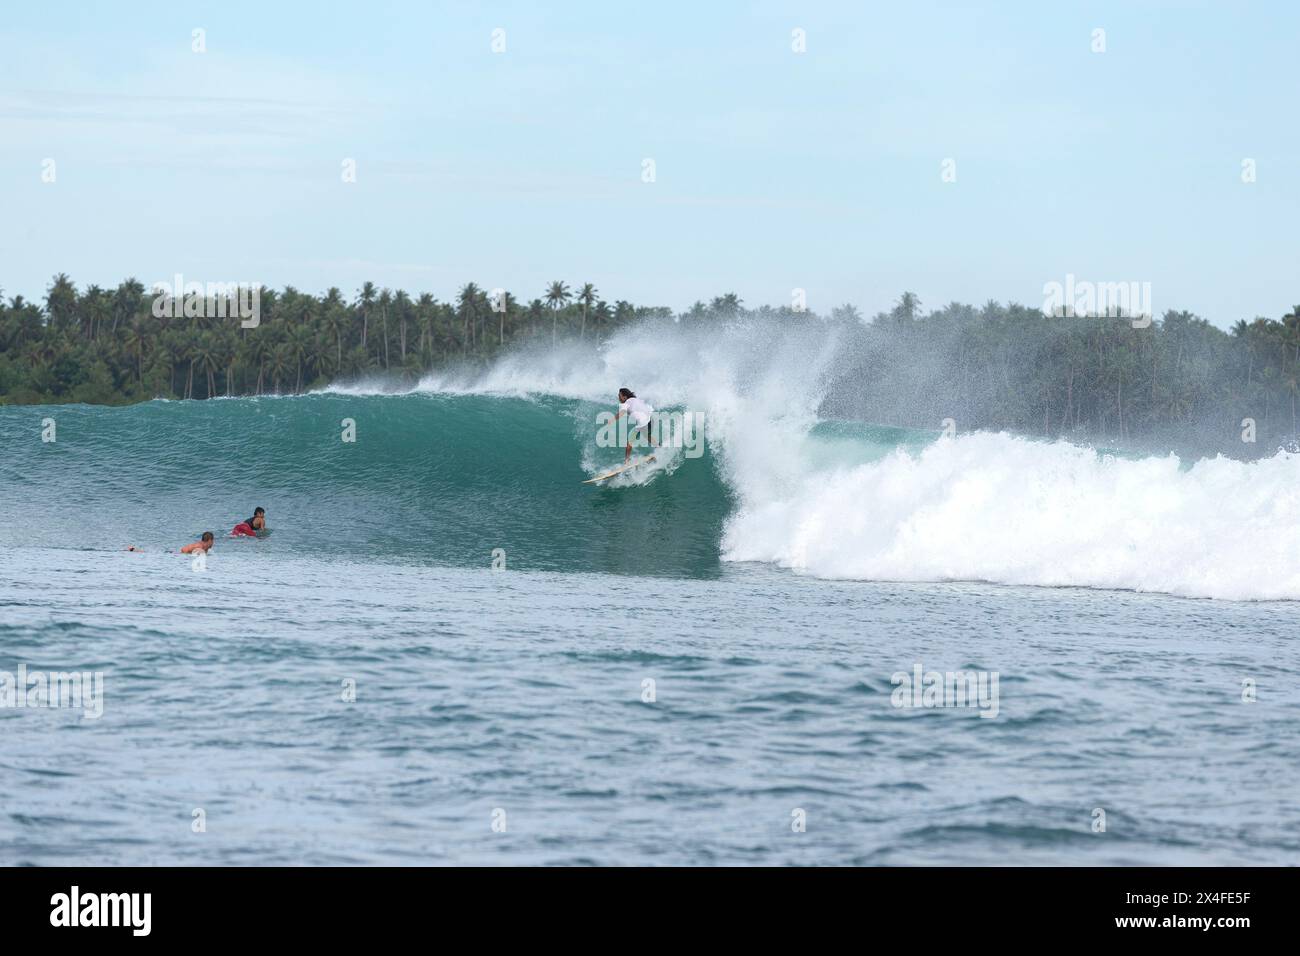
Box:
3, 319, 1298, 865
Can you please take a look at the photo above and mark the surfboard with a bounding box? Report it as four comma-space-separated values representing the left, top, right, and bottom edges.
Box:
582, 456, 656, 484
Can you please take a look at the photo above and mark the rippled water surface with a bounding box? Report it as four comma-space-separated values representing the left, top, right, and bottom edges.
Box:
3, 547, 1295, 865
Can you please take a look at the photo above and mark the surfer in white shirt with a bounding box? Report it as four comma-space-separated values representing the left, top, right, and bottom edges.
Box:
615, 387, 656, 464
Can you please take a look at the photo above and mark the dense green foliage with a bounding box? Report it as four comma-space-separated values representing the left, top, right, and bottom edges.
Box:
2, 275, 1298, 455
821, 293, 1300, 456
0, 274, 669, 405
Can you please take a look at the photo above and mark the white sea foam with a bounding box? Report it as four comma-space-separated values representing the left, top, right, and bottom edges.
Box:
721, 430, 1300, 600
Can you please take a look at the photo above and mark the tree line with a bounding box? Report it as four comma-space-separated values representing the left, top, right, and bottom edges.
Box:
820, 293, 1300, 457
2, 275, 1298, 456
0, 275, 669, 404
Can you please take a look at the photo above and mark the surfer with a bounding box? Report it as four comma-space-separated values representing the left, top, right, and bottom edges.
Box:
231, 507, 266, 537
180, 532, 215, 555
615, 388, 656, 463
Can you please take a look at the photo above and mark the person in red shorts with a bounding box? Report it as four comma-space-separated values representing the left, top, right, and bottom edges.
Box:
231, 507, 267, 537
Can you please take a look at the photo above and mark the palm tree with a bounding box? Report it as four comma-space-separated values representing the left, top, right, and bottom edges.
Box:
416, 293, 435, 356
356, 282, 376, 351
218, 325, 239, 396
394, 290, 411, 361
112, 278, 145, 336
197, 332, 221, 398
344, 344, 372, 377
710, 292, 742, 317
83, 285, 108, 340
315, 330, 341, 382
377, 289, 392, 369
528, 299, 545, 337
545, 281, 570, 345
457, 283, 481, 353
613, 300, 634, 329
128, 313, 149, 387
182, 337, 202, 399
267, 344, 293, 392
576, 283, 597, 338
45, 274, 78, 336
159, 331, 185, 397
322, 304, 348, 372
496, 291, 517, 346
1282, 305, 1300, 363
245, 334, 274, 395
592, 299, 611, 337
11, 297, 43, 349
288, 323, 315, 392
892, 292, 921, 324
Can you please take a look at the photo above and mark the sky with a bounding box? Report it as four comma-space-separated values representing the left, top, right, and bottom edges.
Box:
0, 0, 1296, 327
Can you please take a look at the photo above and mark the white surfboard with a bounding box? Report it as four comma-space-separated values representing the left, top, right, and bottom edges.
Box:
582, 456, 656, 484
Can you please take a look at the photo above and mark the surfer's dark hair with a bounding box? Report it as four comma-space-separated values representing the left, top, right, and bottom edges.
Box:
201, 531, 214, 542
618, 388, 635, 400
254, 507, 265, 515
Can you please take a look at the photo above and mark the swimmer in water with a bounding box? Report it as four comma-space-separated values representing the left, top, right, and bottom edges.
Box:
231, 507, 266, 537
179, 531, 215, 555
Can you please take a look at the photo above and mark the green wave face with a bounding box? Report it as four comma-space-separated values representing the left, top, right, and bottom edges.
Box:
5, 384, 1298, 600
0, 393, 735, 577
